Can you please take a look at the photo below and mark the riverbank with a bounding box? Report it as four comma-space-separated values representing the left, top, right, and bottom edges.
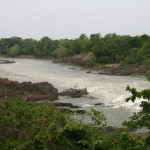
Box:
53, 57, 149, 76
1, 55, 149, 76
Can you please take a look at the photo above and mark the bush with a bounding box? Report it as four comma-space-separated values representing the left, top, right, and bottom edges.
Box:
0, 98, 75, 149
0, 97, 149, 150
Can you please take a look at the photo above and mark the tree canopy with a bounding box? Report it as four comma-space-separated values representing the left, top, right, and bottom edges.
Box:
0, 34, 150, 66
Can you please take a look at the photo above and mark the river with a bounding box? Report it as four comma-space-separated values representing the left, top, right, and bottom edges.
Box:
0, 58, 149, 126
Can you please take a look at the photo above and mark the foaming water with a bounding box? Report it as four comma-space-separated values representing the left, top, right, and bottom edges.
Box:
0, 58, 149, 126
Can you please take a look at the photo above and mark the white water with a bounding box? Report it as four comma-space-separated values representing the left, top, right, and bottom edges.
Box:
0, 58, 149, 126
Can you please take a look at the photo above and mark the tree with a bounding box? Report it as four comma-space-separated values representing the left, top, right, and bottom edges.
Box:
123, 85, 150, 131
55, 40, 73, 58
8, 45, 20, 56
78, 34, 90, 52
21, 39, 37, 55
35, 36, 57, 57
90, 33, 101, 43
137, 41, 150, 64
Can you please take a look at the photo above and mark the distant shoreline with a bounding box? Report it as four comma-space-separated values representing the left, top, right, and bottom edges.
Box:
0, 55, 148, 77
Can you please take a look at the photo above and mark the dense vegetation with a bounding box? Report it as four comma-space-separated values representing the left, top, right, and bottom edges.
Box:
0, 96, 149, 150
0, 34, 150, 67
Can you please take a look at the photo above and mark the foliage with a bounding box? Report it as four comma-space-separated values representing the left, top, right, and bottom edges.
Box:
0, 34, 150, 67
87, 108, 107, 127
0, 98, 80, 149
0, 97, 149, 150
0, 98, 99, 150
8, 45, 20, 56
147, 71, 150, 81
122, 83, 150, 149
55, 40, 73, 58
123, 86, 150, 131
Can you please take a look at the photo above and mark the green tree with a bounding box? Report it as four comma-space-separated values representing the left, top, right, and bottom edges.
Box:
8, 44, 20, 56
35, 36, 58, 57
55, 40, 73, 58
78, 34, 90, 52
137, 41, 150, 64
123, 85, 150, 131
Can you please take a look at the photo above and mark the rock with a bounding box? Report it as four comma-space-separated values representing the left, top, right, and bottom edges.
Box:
86, 71, 91, 73
59, 88, 88, 98
57, 108, 86, 114
94, 103, 105, 106
75, 110, 86, 114
98, 72, 110, 75
52, 102, 81, 108
68, 67, 76, 69
52, 102, 73, 107
0, 60, 15, 64
88, 96, 97, 99
0, 78, 58, 101
70, 105, 80, 108
79, 88, 89, 95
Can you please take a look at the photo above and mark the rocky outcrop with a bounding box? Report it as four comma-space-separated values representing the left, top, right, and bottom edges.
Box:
68, 67, 76, 69
0, 78, 58, 101
94, 103, 105, 106
58, 108, 86, 114
0, 60, 15, 64
52, 102, 80, 108
59, 88, 88, 98
86, 71, 91, 73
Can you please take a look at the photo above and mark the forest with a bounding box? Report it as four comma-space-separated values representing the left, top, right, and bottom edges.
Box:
0, 33, 150, 67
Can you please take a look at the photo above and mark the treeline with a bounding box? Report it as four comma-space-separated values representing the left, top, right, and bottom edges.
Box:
0, 33, 150, 65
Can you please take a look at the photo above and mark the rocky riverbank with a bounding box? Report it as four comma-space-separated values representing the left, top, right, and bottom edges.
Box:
0, 78, 90, 109
97, 63, 149, 76
53, 56, 149, 76
0, 77, 106, 115
0, 77, 90, 100
0, 78, 58, 101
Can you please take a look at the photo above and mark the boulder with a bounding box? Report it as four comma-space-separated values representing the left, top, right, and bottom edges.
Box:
86, 71, 91, 73
0, 78, 58, 101
75, 110, 86, 114
68, 67, 76, 69
52, 102, 80, 108
58, 108, 86, 114
0, 60, 15, 64
94, 103, 105, 106
52, 102, 73, 107
59, 88, 88, 98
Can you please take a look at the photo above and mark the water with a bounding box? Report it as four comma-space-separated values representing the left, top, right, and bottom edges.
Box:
0, 58, 149, 126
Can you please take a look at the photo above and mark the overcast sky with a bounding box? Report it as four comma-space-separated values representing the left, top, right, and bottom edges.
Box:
0, 0, 150, 39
